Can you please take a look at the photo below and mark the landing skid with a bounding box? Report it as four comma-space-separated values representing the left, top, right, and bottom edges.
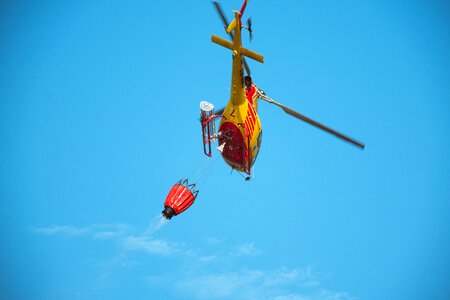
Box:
231, 167, 253, 181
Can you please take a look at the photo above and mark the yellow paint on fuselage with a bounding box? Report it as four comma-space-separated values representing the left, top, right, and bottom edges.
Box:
212, 10, 264, 174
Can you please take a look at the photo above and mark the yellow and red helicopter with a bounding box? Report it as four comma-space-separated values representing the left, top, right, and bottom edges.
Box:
161, 0, 365, 219
200, 0, 365, 180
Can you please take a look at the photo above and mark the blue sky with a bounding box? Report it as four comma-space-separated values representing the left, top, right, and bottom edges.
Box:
1, 1, 449, 299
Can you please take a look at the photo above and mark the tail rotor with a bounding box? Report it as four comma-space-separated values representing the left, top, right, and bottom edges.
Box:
246, 17, 253, 41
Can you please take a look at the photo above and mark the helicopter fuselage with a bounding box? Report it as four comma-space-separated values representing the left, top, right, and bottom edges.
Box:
218, 84, 262, 175
213, 10, 264, 175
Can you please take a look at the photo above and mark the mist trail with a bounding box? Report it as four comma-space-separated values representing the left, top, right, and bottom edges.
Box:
93, 213, 168, 295
142, 214, 169, 237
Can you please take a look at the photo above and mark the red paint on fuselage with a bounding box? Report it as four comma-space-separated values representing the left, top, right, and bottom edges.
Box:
218, 121, 245, 169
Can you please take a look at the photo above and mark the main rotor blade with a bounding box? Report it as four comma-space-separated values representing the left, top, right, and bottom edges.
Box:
259, 94, 365, 150
212, 1, 231, 35
212, 1, 251, 75
243, 58, 251, 75
215, 106, 225, 115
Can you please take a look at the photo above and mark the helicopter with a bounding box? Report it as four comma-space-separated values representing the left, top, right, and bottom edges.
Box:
200, 0, 365, 180
161, 0, 365, 220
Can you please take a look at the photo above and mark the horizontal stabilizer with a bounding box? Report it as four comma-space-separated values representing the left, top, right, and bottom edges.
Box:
211, 35, 233, 50
211, 35, 264, 63
241, 47, 263, 63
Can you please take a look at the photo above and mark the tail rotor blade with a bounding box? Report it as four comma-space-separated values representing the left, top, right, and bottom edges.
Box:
247, 17, 253, 41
